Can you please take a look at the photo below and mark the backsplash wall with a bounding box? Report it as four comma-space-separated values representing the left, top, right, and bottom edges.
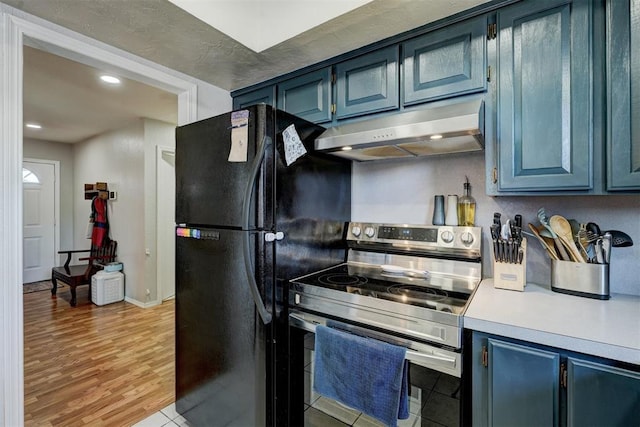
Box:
351, 152, 640, 296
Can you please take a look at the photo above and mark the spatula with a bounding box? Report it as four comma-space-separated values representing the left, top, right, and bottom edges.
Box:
527, 223, 559, 260
537, 208, 570, 261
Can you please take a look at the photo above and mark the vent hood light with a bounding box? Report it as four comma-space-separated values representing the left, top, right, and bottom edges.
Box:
315, 99, 484, 161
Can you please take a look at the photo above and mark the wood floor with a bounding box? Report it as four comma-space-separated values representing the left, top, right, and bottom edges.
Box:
23, 285, 174, 426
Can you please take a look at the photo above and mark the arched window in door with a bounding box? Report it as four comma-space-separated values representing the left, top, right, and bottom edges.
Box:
23, 167, 41, 184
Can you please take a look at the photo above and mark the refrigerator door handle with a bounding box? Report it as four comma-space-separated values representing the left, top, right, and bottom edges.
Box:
242, 136, 272, 325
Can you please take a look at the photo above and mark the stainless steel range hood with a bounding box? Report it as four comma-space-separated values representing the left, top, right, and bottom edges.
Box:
315, 99, 484, 161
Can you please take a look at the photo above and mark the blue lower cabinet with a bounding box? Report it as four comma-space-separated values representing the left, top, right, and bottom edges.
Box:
276, 68, 332, 124
232, 86, 276, 110
496, 0, 593, 191
403, 15, 487, 105
472, 332, 640, 426
335, 46, 399, 120
488, 338, 560, 426
567, 357, 640, 427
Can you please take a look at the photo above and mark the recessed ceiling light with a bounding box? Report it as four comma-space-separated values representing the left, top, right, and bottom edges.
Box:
25, 123, 42, 129
100, 74, 121, 85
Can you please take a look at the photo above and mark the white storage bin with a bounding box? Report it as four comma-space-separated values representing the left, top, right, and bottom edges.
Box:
92, 270, 124, 305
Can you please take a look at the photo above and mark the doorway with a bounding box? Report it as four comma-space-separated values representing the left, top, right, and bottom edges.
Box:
1, 11, 201, 424
22, 159, 58, 284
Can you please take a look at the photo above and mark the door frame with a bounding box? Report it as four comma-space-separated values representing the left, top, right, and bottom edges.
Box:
156, 145, 176, 302
23, 158, 60, 273
1, 10, 199, 425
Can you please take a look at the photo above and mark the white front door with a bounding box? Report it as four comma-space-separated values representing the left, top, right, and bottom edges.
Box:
23, 161, 56, 283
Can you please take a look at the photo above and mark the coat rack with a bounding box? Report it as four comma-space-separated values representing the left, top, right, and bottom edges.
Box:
84, 182, 114, 200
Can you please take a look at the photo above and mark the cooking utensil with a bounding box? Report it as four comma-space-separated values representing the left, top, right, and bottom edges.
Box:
604, 229, 634, 247
568, 219, 581, 237
594, 238, 604, 264
602, 233, 612, 264
586, 222, 601, 237
527, 223, 559, 260
537, 208, 571, 261
549, 215, 586, 262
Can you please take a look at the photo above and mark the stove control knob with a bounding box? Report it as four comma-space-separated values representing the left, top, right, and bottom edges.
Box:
441, 230, 455, 243
461, 232, 475, 246
364, 226, 375, 238
351, 226, 362, 237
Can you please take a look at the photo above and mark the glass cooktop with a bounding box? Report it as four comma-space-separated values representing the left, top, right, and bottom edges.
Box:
291, 263, 475, 315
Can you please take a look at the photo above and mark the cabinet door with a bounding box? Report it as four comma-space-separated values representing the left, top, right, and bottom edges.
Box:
233, 86, 276, 110
607, 0, 640, 190
335, 46, 399, 119
488, 338, 560, 427
567, 358, 640, 427
277, 68, 332, 124
497, 0, 592, 191
403, 15, 487, 106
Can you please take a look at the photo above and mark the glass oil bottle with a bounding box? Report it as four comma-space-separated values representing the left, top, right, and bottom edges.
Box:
457, 176, 476, 226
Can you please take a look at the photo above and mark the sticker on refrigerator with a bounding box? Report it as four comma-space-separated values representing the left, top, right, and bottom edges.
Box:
283, 124, 306, 166
228, 110, 249, 162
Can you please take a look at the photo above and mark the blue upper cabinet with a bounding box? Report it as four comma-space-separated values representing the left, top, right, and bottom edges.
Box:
276, 68, 332, 124
232, 86, 275, 110
606, 0, 640, 190
497, 0, 593, 191
335, 46, 399, 120
403, 15, 487, 106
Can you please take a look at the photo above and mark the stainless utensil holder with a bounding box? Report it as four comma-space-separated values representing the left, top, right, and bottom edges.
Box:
493, 238, 527, 291
551, 260, 610, 300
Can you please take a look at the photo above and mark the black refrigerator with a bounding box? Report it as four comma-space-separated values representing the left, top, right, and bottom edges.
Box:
174, 104, 351, 426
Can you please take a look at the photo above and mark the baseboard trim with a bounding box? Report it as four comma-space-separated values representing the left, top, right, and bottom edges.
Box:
125, 296, 161, 308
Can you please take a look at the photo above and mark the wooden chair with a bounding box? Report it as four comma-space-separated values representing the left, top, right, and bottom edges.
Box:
51, 239, 117, 306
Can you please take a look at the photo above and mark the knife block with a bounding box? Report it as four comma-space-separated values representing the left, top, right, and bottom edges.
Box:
492, 238, 527, 291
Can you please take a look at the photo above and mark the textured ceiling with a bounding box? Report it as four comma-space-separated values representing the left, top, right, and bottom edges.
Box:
4, 0, 492, 92
6, 0, 492, 143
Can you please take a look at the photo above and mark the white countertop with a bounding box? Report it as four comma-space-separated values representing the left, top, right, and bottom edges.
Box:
464, 279, 640, 365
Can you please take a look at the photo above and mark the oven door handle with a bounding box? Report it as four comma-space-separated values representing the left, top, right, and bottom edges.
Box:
289, 312, 457, 370
406, 350, 457, 370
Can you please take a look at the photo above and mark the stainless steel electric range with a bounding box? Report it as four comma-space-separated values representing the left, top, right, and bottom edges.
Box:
289, 222, 482, 377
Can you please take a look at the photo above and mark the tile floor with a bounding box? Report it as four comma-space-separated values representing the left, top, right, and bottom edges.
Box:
134, 333, 460, 427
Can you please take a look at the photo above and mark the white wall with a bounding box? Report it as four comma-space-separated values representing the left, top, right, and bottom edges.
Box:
72, 121, 147, 302
23, 138, 73, 255
352, 152, 640, 296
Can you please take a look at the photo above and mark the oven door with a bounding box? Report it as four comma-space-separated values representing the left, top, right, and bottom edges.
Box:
289, 310, 461, 377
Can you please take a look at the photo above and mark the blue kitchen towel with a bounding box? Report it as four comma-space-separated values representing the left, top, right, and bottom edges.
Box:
313, 325, 409, 427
